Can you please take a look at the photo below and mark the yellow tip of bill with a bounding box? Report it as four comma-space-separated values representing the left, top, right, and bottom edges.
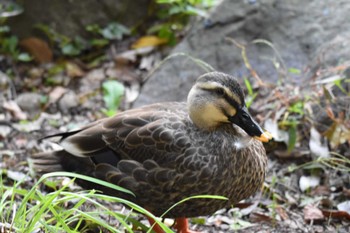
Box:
254, 131, 273, 143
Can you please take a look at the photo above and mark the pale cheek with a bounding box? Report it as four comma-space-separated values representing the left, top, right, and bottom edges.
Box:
228, 107, 236, 117
203, 105, 227, 122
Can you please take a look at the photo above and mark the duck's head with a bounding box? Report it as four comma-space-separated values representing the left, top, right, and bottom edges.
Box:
187, 72, 271, 142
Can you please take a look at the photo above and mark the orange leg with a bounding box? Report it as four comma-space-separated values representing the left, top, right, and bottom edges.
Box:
174, 218, 201, 233
147, 216, 165, 233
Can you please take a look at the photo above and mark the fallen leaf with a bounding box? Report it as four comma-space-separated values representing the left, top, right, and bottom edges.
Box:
264, 118, 289, 143
275, 206, 289, 220
239, 201, 259, 216
303, 205, 324, 222
337, 201, 350, 214
115, 50, 137, 64
3, 100, 27, 120
299, 196, 324, 207
0, 125, 12, 138
66, 62, 84, 78
124, 81, 140, 104
299, 175, 320, 192
132, 35, 168, 49
309, 127, 329, 158
49, 86, 67, 103
12, 112, 61, 132
320, 198, 333, 209
285, 191, 297, 205
310, 185, 331, 196
343, 187, 350, 197
0, 150, 15, 158
7, 170, 31, 182
231, 218, 255, 230
20, 37, 53, 63
321, 209, 350, 221
139, 53, 161, 71
233, 202, 254, 209
324, 122, 350, 148
14, 137, 28, 147
249, 212, 274, 223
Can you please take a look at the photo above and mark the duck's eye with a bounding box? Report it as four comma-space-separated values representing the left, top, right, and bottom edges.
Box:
241, 111, 250, 120
215, 88, 225, 96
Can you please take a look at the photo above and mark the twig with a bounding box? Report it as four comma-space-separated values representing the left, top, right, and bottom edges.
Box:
226, 37, 265, 86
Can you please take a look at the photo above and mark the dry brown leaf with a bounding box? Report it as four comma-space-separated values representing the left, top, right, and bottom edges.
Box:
3, 100, 27, 120
275, 206, 289, 220
249, 212, 274, 223
66, 62, 84, 78
49, 86, 67, 103
324, 121, 350, 148
234, 202, 254, 209
115, 50, 137, 64
310, 185, 331, 196
343, 187, 350, 197
131, 35, 168, 49
20, 37, 53, 63
303, 204, 324, 222
321, 209, 350, 221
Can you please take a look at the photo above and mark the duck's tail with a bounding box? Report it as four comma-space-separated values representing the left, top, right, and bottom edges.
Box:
29, 150, 95, 175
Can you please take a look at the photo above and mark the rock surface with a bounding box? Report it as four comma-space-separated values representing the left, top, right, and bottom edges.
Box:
16, 92, 43, 115
133, 0, 350, 107
7, 0, 151, 39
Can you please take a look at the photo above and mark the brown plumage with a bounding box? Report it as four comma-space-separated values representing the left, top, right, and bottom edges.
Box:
31, 72, 271, 233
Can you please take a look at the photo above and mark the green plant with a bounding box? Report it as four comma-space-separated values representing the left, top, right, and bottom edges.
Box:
36, 24, 88, 57
1, 170, 227, 232
102, 80, 125, 117
36, 22, 130, 57
157, 0, 215, 17
0, 25, 31, 61
229, 209, 254, 230
0, 1, 23, 18
0, 171, 171, 233
86, 22, 130, 46
151, 0, 217, 45
244, 77, 258, 108
289, 152, 350, 173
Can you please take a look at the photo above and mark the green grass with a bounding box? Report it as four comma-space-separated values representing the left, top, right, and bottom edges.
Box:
0, 171, 227, 233
288, 152, 350, 173
0, 172, 172, 232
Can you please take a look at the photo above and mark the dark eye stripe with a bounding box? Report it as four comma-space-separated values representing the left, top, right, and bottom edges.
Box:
224, 94, 240, 111
203, 87, 241, 110
196, 81, 243, 111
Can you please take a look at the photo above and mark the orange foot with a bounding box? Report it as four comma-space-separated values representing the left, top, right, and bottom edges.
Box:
147, 217, 201, 233
147, 216, 166, 233
174, 217, 201, 233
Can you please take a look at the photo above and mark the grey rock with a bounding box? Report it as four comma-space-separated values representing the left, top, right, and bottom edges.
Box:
134, 0, 350, 107
16, 92, 43, 114
58, 91, 79, 114
7, 0, 151, 39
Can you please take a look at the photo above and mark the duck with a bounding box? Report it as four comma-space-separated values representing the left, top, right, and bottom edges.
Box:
31, 71, 272, 233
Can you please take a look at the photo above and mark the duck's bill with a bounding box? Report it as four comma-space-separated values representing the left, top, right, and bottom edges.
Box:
229, 106, 273, 143
254, 131, 273, 143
